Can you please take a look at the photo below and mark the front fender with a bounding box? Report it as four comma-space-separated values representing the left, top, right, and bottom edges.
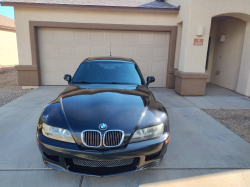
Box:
38, 101, 69, 132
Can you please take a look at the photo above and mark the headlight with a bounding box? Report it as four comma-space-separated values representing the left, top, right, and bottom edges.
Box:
129, 123, 164, 143
42, 123, 75, 143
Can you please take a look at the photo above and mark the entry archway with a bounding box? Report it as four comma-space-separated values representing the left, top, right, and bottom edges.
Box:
206, 13, 250, 95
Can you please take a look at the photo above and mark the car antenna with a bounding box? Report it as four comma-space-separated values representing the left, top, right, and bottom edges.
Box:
110, 42, 112, 57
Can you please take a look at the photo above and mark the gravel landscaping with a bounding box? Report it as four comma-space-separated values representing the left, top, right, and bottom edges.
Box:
203, 109, 250, 143
0, 66, 32, 107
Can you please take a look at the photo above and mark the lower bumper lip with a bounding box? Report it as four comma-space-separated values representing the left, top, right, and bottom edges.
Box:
44, 161, 66, 171
138, 160, 161, 171
37, 133, 169, 176
44, 159, 162, 177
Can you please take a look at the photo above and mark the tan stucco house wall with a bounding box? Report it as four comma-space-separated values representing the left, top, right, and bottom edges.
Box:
1, 0, 250, 96
0, 14, 18, 66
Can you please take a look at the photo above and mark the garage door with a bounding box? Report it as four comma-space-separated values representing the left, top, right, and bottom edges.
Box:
38, 28, 170, 87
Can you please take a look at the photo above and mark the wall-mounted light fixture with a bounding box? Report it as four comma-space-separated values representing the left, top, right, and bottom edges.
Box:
220, 35, 226, 42
196, 26, 204, 36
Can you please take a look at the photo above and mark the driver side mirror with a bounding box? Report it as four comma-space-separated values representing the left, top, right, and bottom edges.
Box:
147, 76, 155, 86
64, 74, 71, 84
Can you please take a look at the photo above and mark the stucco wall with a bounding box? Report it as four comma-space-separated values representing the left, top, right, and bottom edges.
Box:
14, 7, 178, 66
170, 0, 250, 73
169, 0, 250, 95
210, 17, 246, 91
169, 0, 191, 71
0, 29, 18, 66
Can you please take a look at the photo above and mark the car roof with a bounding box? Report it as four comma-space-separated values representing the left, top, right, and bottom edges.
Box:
83, 56, 136, 63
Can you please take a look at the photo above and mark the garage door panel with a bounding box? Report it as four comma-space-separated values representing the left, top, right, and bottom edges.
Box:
40, 58, 58, 70
153, 33, 170, 45
38, 28, 169, 86
137, 47, 151, 58
41, 72, 59, 85
138, 33, 153, 45
90, 31, 105, 42
74, 44, 90, 56
122, 32, 137, 44
153, 47, 168, 59
106, 46, 121, 57
90, 45, 105, 56
151, 75, 166, 87
136, 60, 151, 72
58, 59, 74, 70
152, 61, 167, 73
62, 69, 75, 77
122, 46, 136, 57
73, 30, 90, 42
58, 44, 73, 55
57, 29, 73, 43
107, 31, 122, 44
38, 28, 56, 43
39, 44, 57, 57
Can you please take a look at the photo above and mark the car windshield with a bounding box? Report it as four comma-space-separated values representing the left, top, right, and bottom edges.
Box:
72, 60, 144, 85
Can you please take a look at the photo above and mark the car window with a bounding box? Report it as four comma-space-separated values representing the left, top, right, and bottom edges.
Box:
72, 61, 144, 85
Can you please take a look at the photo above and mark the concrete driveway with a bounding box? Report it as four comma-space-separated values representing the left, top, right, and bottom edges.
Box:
0, 85, 250, 187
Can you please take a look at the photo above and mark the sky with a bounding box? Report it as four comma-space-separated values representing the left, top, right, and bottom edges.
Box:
0, 3, 14, 19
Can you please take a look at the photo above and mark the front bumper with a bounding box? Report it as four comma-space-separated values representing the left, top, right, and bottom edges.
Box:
37, 133, 169, 177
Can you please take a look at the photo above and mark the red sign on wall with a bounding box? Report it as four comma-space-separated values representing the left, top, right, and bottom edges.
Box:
194, 39, 203, 46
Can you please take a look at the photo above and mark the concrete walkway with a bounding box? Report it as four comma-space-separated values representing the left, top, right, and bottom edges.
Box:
185, 83, 250, 109
0, 86, 249, 187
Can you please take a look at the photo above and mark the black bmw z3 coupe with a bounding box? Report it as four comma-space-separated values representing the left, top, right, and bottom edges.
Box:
36, 56, 170, 177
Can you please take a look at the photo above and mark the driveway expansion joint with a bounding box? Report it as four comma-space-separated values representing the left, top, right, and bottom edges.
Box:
0, 168, 53, 171
79, 176, 84, 187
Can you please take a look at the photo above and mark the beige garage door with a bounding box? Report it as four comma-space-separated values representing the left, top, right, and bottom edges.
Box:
38, 28, 170, 87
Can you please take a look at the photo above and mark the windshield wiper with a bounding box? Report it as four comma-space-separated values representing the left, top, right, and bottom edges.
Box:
72, 81, 94, 84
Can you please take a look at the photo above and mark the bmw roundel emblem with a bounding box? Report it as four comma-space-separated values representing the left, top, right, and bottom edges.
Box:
99, 123, 107, 130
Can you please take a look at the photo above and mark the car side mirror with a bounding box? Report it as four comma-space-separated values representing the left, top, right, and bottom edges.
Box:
147, 76, 155, 86
64, 74, 71, 84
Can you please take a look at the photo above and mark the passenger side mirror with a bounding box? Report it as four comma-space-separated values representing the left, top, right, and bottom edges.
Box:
147, 76, 155, 86
64, 74, 71, 84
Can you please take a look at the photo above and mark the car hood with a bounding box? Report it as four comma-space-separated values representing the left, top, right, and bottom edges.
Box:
41, 84, 167, 149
